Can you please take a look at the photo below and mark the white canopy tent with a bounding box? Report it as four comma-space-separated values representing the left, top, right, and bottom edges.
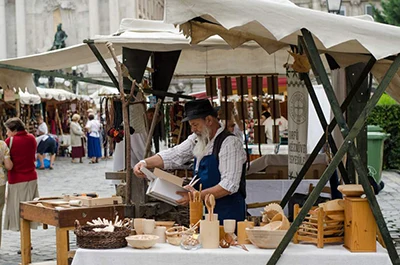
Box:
36, 87, 90, 102
89, 86, 120, 108
0, 88, 41, 105
18, 88, 41, 105
0, 19, 289, 94
164, 0, 400, 102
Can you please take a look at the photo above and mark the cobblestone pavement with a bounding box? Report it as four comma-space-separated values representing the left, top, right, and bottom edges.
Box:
0, 157, 116, 265
376, 170, 400, 254
0, 158, 399, 264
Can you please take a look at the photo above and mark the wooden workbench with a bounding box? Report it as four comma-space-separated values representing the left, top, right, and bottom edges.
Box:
19, 200, 125, 265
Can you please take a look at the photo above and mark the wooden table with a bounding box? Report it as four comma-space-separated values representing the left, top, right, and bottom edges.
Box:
19, 200, 125, 265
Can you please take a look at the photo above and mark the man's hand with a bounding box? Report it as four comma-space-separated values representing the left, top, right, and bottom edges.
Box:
176, 191, 192, 206
133, 161, 147, 178
183, 185, 197, 193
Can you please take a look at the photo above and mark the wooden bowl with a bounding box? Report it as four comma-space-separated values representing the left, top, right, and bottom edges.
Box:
166, 235, 183, 246
155, 221, 175, 230
338, 184, 364, 197
319, 199, 344, 221
165, 226, 188, 246
126, 235, 159, 249
246, 227, 286, 249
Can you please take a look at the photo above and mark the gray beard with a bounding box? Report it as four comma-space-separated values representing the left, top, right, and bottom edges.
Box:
193, 127, 210, 162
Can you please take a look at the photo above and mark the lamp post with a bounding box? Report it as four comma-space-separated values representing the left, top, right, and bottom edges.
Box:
326, 0, 342, 14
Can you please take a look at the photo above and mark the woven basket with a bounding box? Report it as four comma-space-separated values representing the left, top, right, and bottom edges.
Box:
74, 220, 130, 249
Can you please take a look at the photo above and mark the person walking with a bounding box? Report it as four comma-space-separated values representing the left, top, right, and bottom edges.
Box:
70, 114, 85, 163
3, 117, 39, 232
85, 113, 102, 163
0, 140, 13, 247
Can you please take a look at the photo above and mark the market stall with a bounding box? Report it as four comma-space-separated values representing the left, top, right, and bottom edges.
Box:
163, 0, 400, 264
37, 87, 92, 155
1, 5, 398, 263
84, 18, 297, 220
0, 87, 41, 139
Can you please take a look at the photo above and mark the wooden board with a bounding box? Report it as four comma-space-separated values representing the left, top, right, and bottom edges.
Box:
105, 171, 126, 180
40, 200, 70, 209
73, 196, 123, 207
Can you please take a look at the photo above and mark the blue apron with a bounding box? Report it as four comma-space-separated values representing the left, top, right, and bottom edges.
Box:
195, 154, 246, 225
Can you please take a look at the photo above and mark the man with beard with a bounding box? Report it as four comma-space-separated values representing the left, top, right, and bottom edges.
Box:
133, 99, 247, 223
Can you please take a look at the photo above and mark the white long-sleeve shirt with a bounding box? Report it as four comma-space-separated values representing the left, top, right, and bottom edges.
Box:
158, 127, 247, 193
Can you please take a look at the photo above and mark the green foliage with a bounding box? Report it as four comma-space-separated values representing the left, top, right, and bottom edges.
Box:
372, 0, 400, 26
368, 105, 400, 169
377, 93, 398, 106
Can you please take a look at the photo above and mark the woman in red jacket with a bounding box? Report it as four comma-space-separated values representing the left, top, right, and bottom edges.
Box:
3, 117, 39, 231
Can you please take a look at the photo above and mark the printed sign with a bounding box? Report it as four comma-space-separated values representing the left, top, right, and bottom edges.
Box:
287, 68, 308, 178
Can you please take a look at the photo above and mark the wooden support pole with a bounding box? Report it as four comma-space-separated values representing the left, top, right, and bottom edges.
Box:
16, 98, 20, 118
106, 42, 133, 206
239, 77, 250, 168
145, 99, 162, 158
55, 108, 64, 135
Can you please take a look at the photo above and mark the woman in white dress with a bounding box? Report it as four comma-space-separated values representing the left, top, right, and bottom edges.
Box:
85, 113, 102, 163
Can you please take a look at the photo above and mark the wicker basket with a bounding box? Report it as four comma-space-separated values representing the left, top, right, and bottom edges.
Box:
74, 220, 131, 249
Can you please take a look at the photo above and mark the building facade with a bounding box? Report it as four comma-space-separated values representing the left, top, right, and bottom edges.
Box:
0, 0, 164, 59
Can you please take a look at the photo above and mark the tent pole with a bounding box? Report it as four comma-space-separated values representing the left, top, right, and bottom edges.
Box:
0, 62, 115, 88
301, 28, 400, 265
280, 56, 375, 208
86, 42, 119, 88
106, 42, 133, 208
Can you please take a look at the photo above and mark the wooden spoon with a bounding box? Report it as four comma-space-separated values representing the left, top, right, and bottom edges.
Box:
205, 194, 211, 221
209, 194, 216, 220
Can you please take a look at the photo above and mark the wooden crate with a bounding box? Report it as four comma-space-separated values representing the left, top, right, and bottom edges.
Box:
344, 197, 376, 252
293, 204, 344, 248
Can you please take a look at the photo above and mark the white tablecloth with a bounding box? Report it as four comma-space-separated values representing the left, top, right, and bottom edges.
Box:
71, 242, 390, 265
246, 153, 327, 175
246, 179, 321, 216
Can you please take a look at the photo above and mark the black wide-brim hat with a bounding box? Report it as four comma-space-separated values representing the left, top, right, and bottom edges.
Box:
182, 99, 218, 122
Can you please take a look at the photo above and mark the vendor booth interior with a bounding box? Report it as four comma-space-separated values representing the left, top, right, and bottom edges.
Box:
0, 2, 399, 264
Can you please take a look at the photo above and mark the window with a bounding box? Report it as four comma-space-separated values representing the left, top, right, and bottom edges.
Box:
365, 4, 373, 16
339, 6, 346, 16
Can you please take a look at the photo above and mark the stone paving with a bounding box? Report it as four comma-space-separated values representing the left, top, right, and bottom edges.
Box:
376, 170, 400, 254
0, 157, 116, 265
0, 157, 399, 264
